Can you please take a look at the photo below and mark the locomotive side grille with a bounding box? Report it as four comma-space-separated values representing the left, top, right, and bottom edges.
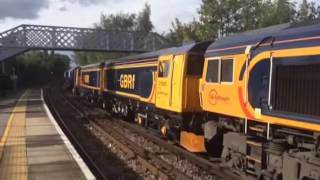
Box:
273, 64, 320, 117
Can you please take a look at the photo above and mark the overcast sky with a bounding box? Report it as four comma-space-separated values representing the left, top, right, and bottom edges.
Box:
0, 0, 200, 33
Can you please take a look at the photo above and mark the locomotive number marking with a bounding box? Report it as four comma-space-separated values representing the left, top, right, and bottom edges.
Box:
120, 74, 135, 89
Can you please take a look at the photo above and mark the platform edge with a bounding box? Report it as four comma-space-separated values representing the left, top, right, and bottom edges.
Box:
41, 88, 96, 180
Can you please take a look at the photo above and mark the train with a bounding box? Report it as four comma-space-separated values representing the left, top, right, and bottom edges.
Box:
67, 22, 320, 180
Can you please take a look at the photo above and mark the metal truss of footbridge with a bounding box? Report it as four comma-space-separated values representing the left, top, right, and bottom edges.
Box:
0, 24, 169, 61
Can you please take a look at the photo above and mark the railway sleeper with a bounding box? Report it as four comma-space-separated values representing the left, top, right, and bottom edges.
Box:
92, 119, 192, 180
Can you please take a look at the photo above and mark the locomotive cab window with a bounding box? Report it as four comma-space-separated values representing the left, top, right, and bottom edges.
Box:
158, 61, 170, 78
205, 58, 234, 83
206, 59, 219, 83
82, 71, 99, 87
221, 59, 234, 83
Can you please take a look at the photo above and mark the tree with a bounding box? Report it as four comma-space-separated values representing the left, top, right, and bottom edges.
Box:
167, 0, 297, 45
275, 0, 295, 23
95, 3, 153, 33
198, 0, 243, 40
135, 3, 153, 33
16, 50, 70, 86
239, 0, 266, 31
95, 13, 136, 31
166, 18, 201, 45
295, 0, 318, 22
75, 3, 154, 66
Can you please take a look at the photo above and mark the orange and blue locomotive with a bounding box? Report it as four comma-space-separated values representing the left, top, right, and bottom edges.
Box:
69, 22, 320, 180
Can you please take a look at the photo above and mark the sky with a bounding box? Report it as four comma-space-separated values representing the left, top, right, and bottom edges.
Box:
0, 0, 201, 33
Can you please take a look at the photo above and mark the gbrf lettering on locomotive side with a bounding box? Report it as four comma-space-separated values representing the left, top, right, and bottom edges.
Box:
119, 74, 135, 89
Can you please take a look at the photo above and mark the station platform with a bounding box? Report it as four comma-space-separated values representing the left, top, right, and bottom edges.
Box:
0, 89, 94, 180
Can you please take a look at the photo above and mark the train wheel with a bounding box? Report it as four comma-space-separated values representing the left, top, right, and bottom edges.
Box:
135, 114, 145, 126
121, 104, 128, 117
160, 124, 168, 137
138, 116, 144, 125
160, 119, 179, 142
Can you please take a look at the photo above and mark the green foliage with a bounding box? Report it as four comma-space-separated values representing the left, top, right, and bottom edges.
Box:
135, 3, 154, 33
198, 0, 245, 39
16, 50, 70, 86
76, 3, 154, 66
295, 0, 319, 22
95, 13, 136, 31
167, 18, 201, 44
272, 0, 295, 24
199, 0, 295, 39
168, 0, 320, 45
169, 0, 275, 43
95, 3, 153, 33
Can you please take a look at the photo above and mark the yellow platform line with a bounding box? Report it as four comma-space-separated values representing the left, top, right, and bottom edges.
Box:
0, 90, 28, 180
0, 91, 27, 160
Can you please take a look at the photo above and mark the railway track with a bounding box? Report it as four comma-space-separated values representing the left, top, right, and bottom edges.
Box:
67, 97, 241, 180
44, 86, 142, 179
58, 90, 196, 179
44, 87, 107, 180
44, 85, 244, 180
105, 118, 240, 180
67, 96, 244, 180
90, 120, 192, 180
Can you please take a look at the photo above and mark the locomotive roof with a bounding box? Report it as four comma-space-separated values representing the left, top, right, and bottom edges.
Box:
106, 40, 213, 66
66, 66, 78, 73
80, 62, 104, 69
206, 21, 320, 57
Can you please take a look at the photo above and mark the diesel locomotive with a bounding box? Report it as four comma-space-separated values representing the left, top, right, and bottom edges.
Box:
68, 22, 320, 180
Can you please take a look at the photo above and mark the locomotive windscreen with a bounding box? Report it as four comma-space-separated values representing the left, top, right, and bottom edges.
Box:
272, 57, 320, 118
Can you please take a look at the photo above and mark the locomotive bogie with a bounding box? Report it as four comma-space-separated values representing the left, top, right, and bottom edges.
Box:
282, 151, 320, 180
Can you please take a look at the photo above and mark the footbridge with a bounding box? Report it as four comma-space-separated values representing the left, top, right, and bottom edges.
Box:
0, 24, 169, 61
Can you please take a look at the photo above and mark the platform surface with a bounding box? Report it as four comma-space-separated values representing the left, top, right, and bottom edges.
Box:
0, 89, 92, 180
